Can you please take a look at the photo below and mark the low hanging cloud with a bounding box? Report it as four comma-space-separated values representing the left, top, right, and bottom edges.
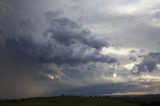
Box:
0, 8, 116, 98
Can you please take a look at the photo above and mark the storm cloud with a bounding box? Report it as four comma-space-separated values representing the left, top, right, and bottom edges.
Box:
0, 0, 160, 99
0, 1, 116, 98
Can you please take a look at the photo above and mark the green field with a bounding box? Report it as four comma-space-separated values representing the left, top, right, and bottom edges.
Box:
0, 96, 160, 106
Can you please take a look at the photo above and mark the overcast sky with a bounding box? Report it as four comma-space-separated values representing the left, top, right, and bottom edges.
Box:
0, 0, 160, 99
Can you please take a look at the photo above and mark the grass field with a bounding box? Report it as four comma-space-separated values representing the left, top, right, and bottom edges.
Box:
0, 96, 160, 106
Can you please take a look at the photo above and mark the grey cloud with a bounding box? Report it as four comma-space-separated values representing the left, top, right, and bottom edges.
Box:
43, 16, 115, 64
136, 52, 160, 74
47, 17, 108, 49
0, 44, 51, 99
51, 82, 146, 96
149, 52, 160, 58
0, 7, 116, 98
0, 1, 12, 19
137, 60, 157, 73
44, 10, 63, 21
2, 0, 160, 99
4, 15, 115, 65
129, 56, 137, 62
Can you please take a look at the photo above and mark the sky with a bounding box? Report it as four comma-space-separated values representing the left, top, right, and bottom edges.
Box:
0, 0, 160, 99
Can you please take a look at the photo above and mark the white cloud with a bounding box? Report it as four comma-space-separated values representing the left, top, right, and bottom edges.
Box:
100, 46, 139, 56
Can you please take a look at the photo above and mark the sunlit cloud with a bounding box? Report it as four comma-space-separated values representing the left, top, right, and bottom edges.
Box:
110, 91, 149, 96
122, 60, 142, 70
139, 74, 160, 82
157, 64, 160, 70
47, 74, 55, 80
100, 47, 138, 56
112, 72, 117, 78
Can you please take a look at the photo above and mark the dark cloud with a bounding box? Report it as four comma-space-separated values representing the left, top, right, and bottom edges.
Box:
47, 17, 108, 49
137, 60, 157, 73
2, 0, 160, 99
3, 15, 116, 65
46, 17, 115, 64
0, 1, 12, 19
129, 56, 137, 62
51, 82, 146, 96
0, 44, 51, 99
0, 6, 116, 98
149, 52, 160, 58
135, 52, 160, 74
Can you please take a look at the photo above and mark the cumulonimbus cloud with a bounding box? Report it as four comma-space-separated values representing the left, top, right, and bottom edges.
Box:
0, 8, 116, 98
